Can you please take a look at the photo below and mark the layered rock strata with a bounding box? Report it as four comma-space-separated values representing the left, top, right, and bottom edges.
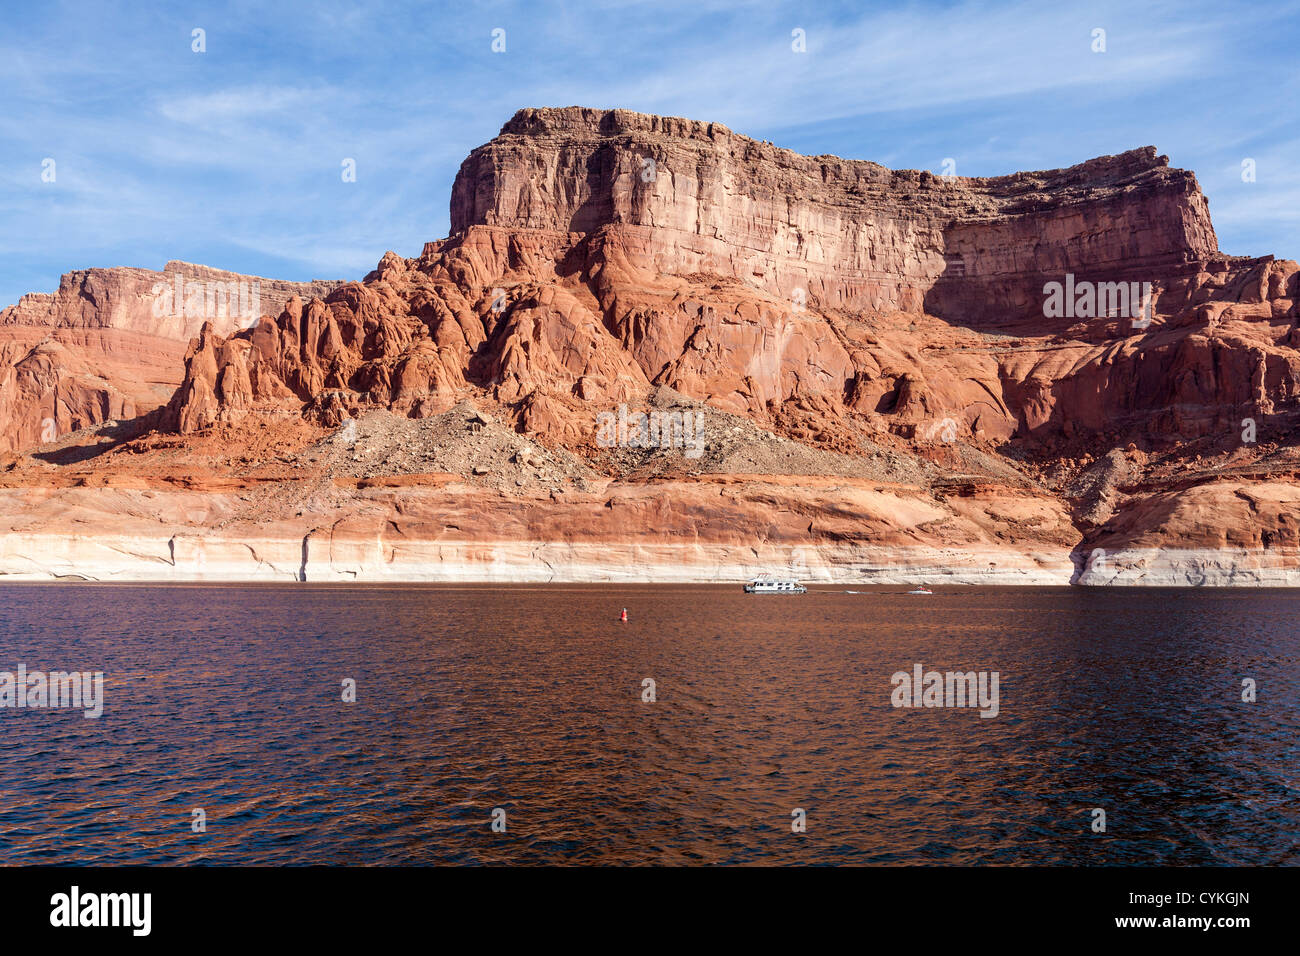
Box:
2, 107, 1298, 585
0, 263, 341, 452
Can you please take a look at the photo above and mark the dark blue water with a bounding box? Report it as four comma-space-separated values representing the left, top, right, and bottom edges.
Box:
0, 584, 1297, 865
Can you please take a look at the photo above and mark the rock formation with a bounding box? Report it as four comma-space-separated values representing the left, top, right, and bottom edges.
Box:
453, 108, 1223, 323
0, 263, 341, 452
2, 106, 1298, 584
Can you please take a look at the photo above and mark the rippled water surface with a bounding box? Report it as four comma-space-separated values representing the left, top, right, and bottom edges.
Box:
1, 584, 1297, 865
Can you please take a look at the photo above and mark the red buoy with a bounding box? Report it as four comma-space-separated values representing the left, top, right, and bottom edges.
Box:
620, 608, 628, 622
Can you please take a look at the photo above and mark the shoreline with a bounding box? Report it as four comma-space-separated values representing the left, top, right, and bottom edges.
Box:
2, 532, 1297, 586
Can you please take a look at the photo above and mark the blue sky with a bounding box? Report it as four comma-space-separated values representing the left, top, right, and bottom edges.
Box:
2, 0, 1297, 308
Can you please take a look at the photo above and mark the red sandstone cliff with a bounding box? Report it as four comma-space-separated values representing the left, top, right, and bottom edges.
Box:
452, 108, 1222, 322
0, 263, 341, 452
2, 107, 1298, 585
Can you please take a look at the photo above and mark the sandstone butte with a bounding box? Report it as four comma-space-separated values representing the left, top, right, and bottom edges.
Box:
1, 106, 1297, 585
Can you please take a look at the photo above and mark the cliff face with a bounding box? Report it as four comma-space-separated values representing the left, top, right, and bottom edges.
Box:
451, 107, 1220, 322
2, 261, 342, 340
165, 108, 1298, 450
0, 263, 341, 452
3, 107, 1299, 585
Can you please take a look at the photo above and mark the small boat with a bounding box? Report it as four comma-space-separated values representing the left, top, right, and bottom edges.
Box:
743, 575, 807, 594
907, 586, 933, 595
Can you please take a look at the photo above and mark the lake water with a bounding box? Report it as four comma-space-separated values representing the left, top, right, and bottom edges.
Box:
1, 584, 1297, 865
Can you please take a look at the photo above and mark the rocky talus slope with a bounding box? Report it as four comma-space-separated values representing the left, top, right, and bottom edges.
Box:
1, 107, 1297, 584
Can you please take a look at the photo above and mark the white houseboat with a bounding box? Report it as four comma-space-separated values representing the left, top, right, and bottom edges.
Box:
743, 575, 807, 594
